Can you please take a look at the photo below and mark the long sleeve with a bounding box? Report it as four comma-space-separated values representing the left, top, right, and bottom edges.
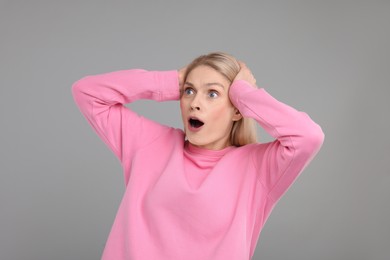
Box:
71, 69, 180, 164
229, 80, 325, 202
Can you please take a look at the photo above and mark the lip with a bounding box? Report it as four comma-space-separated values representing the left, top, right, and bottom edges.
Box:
188, 123, 204, 132
187, 116, 204, 132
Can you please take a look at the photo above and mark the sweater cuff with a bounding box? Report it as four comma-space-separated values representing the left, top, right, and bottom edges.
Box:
229, 80, 259, 109
153, 70, 181, 101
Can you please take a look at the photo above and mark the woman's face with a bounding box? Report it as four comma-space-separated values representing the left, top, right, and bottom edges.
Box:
180, 65, 241, 150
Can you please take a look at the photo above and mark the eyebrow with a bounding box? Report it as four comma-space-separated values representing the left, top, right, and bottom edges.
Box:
184, 81, 225, 89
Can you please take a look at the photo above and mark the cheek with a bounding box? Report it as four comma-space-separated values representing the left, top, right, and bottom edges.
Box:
210, 105, 233, 121
180, 100, 189, 122
180, 100, 186, 113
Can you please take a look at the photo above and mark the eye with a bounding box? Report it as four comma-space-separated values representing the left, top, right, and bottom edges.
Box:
184, 87, 194, 96
208, 90, 219, 98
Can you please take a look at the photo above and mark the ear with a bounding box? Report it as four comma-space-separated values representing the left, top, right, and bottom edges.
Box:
232, 108, 243, 121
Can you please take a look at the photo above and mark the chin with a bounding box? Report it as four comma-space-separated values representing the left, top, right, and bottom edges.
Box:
185, 135, 205, 146
185, 135, 198, 144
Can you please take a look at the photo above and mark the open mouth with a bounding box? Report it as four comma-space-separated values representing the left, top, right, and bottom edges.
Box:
188, 118, 204, 129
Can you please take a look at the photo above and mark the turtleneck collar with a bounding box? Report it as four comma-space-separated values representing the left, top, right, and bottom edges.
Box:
184, 141, 236, 159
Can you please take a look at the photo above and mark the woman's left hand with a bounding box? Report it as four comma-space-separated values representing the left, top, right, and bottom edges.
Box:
234, 61, 257, 87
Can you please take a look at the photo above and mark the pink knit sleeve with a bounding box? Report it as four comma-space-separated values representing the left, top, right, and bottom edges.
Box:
71, 69, 180, 163
229, 80, 325, 202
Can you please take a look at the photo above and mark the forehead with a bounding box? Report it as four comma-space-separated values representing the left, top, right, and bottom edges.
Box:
186, 65, 230, 86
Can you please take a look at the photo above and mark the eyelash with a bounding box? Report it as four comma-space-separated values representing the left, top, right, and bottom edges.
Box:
208, 90, 219, 98
183, 87, 219, 98
184, 87, 194, 95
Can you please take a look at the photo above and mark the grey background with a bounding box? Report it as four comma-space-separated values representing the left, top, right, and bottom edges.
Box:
1, 1, 389, 259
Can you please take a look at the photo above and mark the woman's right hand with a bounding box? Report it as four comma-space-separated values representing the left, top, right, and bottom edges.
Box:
178, 66, 188, 89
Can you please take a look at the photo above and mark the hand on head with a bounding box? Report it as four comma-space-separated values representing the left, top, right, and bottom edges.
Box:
178, 60, 256, 89
234, 61, 257, 87
178, 66, 188, 89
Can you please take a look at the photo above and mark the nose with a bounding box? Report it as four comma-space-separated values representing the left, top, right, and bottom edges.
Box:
191, 104, 200, 111
190, 95, 201, 111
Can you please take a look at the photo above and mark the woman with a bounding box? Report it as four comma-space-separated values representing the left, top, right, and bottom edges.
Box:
72, 52, 324, 260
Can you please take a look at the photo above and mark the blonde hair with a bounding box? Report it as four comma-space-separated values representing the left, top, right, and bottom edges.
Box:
183, 52, 258, 147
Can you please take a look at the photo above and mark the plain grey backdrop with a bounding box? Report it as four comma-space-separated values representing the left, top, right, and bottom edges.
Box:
1, 1, 389, 259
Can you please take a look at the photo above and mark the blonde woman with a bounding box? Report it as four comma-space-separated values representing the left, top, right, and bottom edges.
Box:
72, 52, 324, 260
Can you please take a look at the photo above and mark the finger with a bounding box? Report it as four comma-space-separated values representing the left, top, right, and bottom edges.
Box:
237, 61, 246, 69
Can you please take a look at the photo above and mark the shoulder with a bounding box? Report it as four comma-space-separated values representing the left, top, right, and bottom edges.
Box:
232, 142, 268, 154
224, 142, 268, 162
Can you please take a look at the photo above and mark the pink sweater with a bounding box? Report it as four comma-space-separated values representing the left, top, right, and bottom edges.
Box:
72, 69, 324, 260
